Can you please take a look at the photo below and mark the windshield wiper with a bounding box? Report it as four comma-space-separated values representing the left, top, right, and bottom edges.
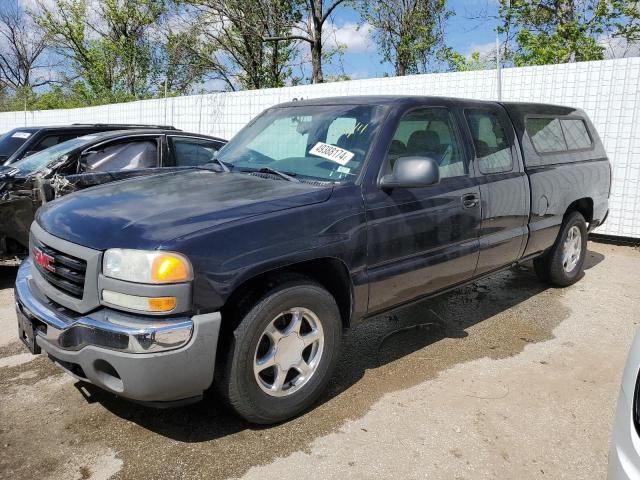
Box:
255, 167, 300, 183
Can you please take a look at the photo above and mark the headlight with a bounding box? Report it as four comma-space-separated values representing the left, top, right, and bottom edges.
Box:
103, 249, 193, 284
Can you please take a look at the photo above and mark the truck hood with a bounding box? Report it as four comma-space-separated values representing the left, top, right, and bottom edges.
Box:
37, 170, 333, 250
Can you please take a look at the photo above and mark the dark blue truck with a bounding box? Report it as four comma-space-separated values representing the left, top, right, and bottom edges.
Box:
14, 96, 610, 424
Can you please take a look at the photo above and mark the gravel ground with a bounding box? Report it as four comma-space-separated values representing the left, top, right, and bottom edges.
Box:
0, 241, 638, 480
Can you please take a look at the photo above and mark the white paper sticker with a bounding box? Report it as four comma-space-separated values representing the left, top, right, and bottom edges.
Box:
11, 131, 31, 139
309, 142, 354, 166
336, 166, 351, 174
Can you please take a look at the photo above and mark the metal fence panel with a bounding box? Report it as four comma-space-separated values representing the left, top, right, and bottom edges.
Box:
1, 58, 638, 238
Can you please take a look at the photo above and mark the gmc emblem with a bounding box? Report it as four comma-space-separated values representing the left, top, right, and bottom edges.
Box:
33, 247, 55, 272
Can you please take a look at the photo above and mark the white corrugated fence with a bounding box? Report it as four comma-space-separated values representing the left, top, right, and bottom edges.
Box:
1, 58, 638, 238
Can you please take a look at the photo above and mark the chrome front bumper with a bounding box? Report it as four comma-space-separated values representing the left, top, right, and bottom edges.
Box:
15, 259, 222, 403
16, 259, 193, 354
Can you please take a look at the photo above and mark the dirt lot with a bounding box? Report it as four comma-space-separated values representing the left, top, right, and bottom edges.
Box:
0, 241, 639, 480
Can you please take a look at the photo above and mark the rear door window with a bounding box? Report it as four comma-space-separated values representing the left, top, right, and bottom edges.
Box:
465, 109, 514, 174
84, 139, 158, 172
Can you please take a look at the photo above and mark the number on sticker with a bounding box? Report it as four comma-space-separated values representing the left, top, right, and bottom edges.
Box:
309, 142, 354, 166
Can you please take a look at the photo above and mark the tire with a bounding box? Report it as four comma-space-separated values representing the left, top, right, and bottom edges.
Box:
218, 278, 342, 424
533, 211, 588, 287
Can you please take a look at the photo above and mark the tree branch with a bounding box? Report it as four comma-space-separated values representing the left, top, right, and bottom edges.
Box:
322, 0, 346, 24
264, 34, 313, 43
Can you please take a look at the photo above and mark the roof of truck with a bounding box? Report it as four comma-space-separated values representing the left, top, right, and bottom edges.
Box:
273, 95, 579, 111
274, 95, 461, 107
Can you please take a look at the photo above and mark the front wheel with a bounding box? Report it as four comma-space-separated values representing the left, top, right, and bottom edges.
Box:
218, 279, 342, 424
534, 211, 588, 287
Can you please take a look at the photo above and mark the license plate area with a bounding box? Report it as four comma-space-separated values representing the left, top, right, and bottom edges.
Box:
17, 306, 42, 354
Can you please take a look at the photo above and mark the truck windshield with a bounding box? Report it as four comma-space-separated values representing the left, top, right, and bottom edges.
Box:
10, 136, 89, 176
216, 104, 387, 182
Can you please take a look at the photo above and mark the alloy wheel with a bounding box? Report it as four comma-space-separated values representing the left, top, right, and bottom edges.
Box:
562, 225, 582, 273
253, 307, 324, 397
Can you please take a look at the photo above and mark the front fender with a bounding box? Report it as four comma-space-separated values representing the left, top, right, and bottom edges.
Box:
161, 184, 368, 316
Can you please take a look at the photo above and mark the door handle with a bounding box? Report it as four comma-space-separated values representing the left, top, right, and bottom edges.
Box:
461, 193, 479, 208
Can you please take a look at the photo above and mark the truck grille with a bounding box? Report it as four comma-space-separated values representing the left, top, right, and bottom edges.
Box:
33, 242, 87, 299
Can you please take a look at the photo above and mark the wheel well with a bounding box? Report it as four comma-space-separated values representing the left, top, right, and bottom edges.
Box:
565, 198, 593, 224
221, 258, 354, 330
0, 236, 28, 259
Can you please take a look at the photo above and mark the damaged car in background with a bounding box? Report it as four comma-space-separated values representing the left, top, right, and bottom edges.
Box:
0, 123, 178, 165
0, 129, 226, 263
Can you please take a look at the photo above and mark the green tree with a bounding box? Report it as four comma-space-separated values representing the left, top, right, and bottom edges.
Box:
264, 0, 347, 84
159, 7, 213, 94
184, 0, 300, 90
0, 0, 59, 111
34, 0, 207, 105
499, 0, 640, 66
357, 0, 453, 76
0, 1, 54, 91
441, 48, 493, 72
30, 83, 89, 110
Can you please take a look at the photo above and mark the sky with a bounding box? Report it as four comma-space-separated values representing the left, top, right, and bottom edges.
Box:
321, 0, 502, 80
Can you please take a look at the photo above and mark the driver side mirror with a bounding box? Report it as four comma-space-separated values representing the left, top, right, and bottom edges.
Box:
379, 156, 440, 189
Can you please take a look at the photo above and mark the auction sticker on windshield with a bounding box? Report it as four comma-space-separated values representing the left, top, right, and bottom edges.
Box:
11, 132, 31, 139
309, 142, 354, 166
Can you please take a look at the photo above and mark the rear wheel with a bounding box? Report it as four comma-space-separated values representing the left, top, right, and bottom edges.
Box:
534, 211, 587, 287
218, 279, 342, 424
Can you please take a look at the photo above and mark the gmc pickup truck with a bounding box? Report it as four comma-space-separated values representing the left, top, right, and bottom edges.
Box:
14, 96, 610, 424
